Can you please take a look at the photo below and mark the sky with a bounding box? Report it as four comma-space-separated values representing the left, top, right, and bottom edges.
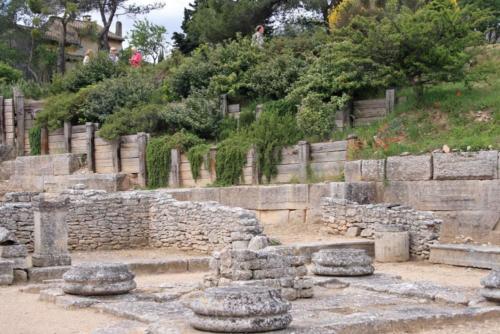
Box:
90, 0, 192, 47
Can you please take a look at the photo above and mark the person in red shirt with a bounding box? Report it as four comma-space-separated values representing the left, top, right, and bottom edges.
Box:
129, 47, 142, 68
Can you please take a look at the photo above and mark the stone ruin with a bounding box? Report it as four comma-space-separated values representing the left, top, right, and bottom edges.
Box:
312, 248, 374, 276
480, 268, 500, 302
63, 263, 136, 296
0, 226, 28, 285
205, 236, 314, 301
188, 286, 292, 333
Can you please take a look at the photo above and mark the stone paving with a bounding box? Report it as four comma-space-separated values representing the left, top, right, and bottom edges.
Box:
23, 271, 500, 334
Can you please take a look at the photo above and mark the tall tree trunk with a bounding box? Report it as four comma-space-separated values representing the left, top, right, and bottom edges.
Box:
57, 21, 67, 74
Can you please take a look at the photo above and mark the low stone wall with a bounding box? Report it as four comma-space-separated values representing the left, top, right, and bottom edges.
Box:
321, 198, 442, 259
0, 190, 263, 253
344, 151, 500, 246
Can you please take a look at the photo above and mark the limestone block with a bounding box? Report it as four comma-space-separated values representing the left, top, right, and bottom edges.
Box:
0, 227, 18, 245
188, 286, 292, 332
0, 244, 27, 258
0, 259, 14, 285
362, 159, 385, 182
386, 155, 432, 181
344, 161, 362, 182
63, 263, 136, 296
219, 186, 260, 210
257, 184, 309, 210
345, 227, 361, 237
258, 210, 289, 226
433, 151, 498, 180
328, 182, 377, 204
13, 269, 28, 283
248, 236, 269, 251
481, 269, 500, 288
0, 160, 15, 180
297, 288, 314, 298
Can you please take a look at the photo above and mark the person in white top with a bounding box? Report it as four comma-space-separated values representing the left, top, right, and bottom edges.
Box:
252, 25, 265, 49
83, 49, 93, 65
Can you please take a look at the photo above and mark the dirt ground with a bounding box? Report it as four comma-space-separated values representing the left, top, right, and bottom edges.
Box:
0, 262, 498, 334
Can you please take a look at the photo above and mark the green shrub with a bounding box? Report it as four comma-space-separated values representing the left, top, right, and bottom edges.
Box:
217, 116, 238, 141
297, 93, 349, 141
0, 62, 22, 84
215, 133, 252, 186
29, 126, 41, 155
166, 130, 204, 151
79, 69, 160, 123
252, 110, 303, 183
187, 143, 211, 181
160, 93, 219, 139
146, 136, 171, 188
35, 92, 83, 130
98, 104, 166, 140
51, 52, 125, 93
239, 109, 256, 128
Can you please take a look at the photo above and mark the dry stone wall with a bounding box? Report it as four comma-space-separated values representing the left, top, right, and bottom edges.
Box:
321, 198, 442, 259
0, 189, 263, 253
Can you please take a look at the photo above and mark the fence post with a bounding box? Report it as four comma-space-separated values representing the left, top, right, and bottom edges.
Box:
385, 89, 396, 115
41, 127, 49, 155
249, 145, 259, 185
111, 138, 121, 173
63, 121, 72, 153
298, 141, 310, 183
220, 94, 228, 117
14, 88, 25, 156
137, 132, 148, 187
85, 122, 95, 172
0, 96, 4, 145
169, 148, 181, 188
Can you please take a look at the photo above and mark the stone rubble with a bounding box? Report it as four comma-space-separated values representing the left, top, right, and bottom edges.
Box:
480, 268, 500, 302
312, 249, 374, 276
321, 198, 442, 259
188, 286, 292, 333
206, 239, 314, 301
63, 263, 137, 296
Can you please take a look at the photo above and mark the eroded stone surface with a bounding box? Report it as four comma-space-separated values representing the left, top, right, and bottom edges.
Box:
0, 244, 27, 258
63, 263, 136, 296
480, 269, 500, 302
188, 286, 292, 333
0, 259, 14, 285
0, 227, 17, 245
312, 249, 374, 277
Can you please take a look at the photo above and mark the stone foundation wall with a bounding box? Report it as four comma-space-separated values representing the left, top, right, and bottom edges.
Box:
0, 190, 262, 253
321, 198, 442, 259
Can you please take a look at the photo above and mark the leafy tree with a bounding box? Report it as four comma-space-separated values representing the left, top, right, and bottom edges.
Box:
460, 0, 500, 43
174, 0, 281, 51
129, 18, 167, 64
89, 0, 163, 50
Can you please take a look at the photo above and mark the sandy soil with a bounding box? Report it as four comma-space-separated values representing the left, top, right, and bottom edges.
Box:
0, 285, 118, 334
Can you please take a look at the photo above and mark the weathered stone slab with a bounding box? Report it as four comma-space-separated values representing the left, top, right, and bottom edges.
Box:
32, 194, 71, 267
361, 159, 385, 182
344, 161, 362, 182
435, 210, 500, 245
433, 151, 498, 180
430, 243, 500, 269
128, 259, 188, 275
0, 244, 27, 258
257, 184, 309, 210
386, 155, 432, 181
27, 266, 71, 282
481, 269, 500, 289
190, 313, 292, 333
329, 182, 377, 204
63, 263, 136, 296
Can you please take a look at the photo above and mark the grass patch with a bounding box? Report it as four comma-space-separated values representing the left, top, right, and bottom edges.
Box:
335, 46, 500, 160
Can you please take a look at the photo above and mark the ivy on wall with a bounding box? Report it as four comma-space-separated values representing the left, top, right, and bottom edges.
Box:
187, 143, 211, 181
29, 126, 42, 156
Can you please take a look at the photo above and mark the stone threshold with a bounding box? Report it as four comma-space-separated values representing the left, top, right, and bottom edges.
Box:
430, 243, 500, 269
